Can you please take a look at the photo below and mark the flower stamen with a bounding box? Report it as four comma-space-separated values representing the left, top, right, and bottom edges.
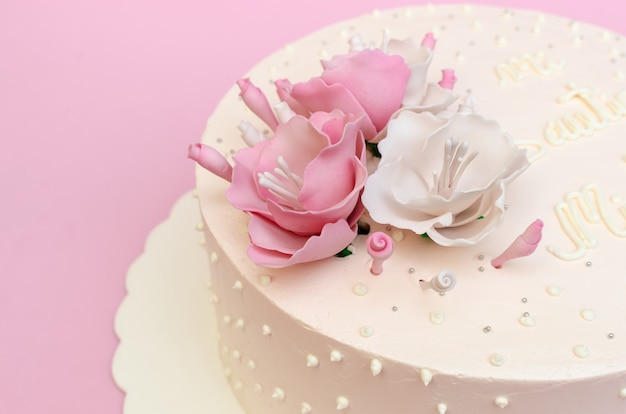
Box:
258, 156, 304, 210
432, 136, 478, 197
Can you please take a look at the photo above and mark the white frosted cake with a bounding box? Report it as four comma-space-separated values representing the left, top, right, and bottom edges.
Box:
191, 5, 626, 414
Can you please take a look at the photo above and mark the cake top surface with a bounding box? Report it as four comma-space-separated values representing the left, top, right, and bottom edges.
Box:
197, 4, 626, 381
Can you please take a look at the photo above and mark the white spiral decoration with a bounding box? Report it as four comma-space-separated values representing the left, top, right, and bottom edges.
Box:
420, 270, 457, 294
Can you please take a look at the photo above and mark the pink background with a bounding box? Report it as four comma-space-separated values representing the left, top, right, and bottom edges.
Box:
0, 0, 622, 412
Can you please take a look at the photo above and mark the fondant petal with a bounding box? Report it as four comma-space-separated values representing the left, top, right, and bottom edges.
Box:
247, 220, 357, 268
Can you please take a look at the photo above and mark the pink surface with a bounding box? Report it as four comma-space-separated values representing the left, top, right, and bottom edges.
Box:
0, 0, 622, 413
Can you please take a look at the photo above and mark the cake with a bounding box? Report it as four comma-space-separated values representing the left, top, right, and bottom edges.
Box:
190, 5, 626, 414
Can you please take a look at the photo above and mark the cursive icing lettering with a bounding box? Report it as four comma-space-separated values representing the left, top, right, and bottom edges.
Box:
544, 84, 626, 146
495, 52, 565, 84
547, 184, 626, 260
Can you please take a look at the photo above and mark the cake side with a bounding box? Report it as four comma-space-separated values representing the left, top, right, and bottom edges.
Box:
197, 5, 626, 413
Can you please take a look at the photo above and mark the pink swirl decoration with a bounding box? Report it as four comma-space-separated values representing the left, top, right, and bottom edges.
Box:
366, 232, 394, 275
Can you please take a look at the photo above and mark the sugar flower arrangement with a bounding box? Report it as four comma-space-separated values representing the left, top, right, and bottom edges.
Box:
189, 33, 530, 268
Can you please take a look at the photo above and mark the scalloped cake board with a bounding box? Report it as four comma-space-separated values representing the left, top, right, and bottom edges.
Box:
112, 191, 244, 414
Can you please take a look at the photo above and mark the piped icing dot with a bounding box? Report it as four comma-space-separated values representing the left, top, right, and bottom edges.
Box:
546, 285, 562, 296
198, 238, 206, 246
232, 349, 241, 361
489, 353, 506, 367
573, 344, 590, 359
580, 308, 596, 321
233, 280, 243, 290
195, 222, 204, 231
262, 324, 272, 336
352, 283, 369, 296
210, 294, 219, 304
495, 396, 509, 408
370, 358, 383, 376
437, 403, 448, 414
235, 318, 245, 329
210, 251, 218, 263
224, 367, 232, 377
420, 368, 433, 386
307, 354, 320, 368
519, 312, 536, 327
360, 326, 374, 337
301, 402, 312, 414
471, 20, 482, 30
330, 350, 343, 362
223, 315, 232, 325
430, 311, 446, 325
495, 35, 507, 46
391, 229, 404, 241
619, 387, 626, 398
336, 396, 350, 410
258, 274, 272, 287
233, 380, 243, 391
247, 359, 256, 370
272, 387, 285, 401
254, 383, 263, 394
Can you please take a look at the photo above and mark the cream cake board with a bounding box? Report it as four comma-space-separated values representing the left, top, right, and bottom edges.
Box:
112, 191, 243, 414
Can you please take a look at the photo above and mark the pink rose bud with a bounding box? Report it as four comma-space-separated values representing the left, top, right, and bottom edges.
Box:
438, 69, 457, 90
237, 78, 279, 130
421, 32, 437, 49
366, 232, 394, 275
491, 219, 544, 269
188, 143, 233, 183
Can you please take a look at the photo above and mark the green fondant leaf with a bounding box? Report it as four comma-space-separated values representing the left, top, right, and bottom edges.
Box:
335, 246, 353, 257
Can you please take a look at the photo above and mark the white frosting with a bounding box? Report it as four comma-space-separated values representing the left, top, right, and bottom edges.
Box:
197, 5, 626, 414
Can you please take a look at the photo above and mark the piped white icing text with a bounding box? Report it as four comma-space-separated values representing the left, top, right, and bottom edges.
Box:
548, 184, 626, 260
495, 52, 565, 84
544, 85, 626, 146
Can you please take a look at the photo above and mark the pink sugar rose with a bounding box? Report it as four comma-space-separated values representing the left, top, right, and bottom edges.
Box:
275, 48, 411, 142
226, 111, 368, 268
